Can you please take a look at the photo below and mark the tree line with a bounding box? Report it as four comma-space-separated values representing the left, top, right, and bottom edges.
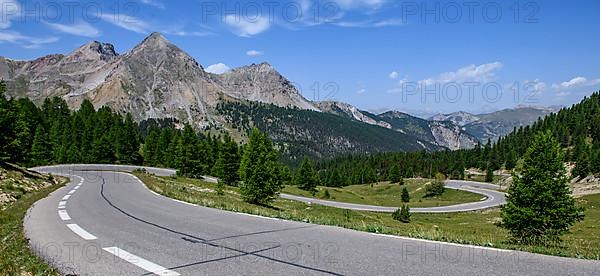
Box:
0, 81, 290, 204
313, 92, 600, 186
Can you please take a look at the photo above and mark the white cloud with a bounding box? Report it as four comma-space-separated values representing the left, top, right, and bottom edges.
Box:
101, 14, 149, 34
205, 63, 231, 74
0, 0, 20, 29
224, 15, 271, 37
333, 0, 388, 9
0, 30, 58, 48
356, 88, 366, 94
551, 76, 600, 94
374, 19, 404, 27
246, 50, 263, 57
138, 0, 164, 9
163, 30, 212, 37
389, 71, 399, 80
334, 18, 404, 28
420, 62, 503, 85
46, 21, 100, 37
553, 76, 588, 89
524, 79, 547, 93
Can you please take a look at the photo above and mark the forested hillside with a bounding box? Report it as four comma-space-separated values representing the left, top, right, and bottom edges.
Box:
315, 92, 600, 186
0, 81, 246, 181
216, 101, 441, 162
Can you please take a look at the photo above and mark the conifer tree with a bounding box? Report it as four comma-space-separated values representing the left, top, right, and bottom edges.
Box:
213, 134, 241, 185
142, 125, 160, 166
500, 131, 584, 244
0, 81, 15, 161
30, 125, 52, 166
239, 128, 284, 205
388, 164, 401, 183
401, 187, 410, 203
573, 150, 591, 178
485, 166, 494, 182
177, 123, 203, 177
294, 156, 318, 192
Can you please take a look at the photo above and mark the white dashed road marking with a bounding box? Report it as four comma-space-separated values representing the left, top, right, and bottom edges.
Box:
58, 210, 71, 221
58, 201, 67, 209
66, 224, 97, 240
62, 195, 71, 200
103, 247, 180, 276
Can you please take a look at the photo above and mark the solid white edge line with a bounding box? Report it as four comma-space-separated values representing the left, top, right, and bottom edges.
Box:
58, 210, 71, 221
66, 224, 97, 240
62, 195, 71, 200
172, 198, 197, 207
102, 247, 180, 276
370, 233, 514, 253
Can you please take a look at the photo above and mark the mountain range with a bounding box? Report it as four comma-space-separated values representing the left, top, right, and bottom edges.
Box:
0, 32, 557, 159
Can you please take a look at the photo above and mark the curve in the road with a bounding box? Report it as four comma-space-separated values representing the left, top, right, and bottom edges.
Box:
281, 180, 506, 213
35, 164, 506, 213
25, 164, 599, 275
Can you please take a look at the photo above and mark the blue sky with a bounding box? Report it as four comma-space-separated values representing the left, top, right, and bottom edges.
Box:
1, 0, 599, 117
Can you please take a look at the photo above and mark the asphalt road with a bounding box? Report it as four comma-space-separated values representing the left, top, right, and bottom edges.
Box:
25, 165, 599, 275
281, 180, 506, 213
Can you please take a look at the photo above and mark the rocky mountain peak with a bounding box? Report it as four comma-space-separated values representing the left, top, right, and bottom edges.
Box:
136, 32, 171, 49
68, 41, 118, 62
379, 110, 410, 119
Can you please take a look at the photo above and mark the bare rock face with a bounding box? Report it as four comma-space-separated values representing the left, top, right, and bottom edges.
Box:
316, 101, 479, 150
315, 101, 391, 129
0, 32, 317, 128
429, 121, 478, 150
431, 107, 559, 142
430, 111, 480, 127
80, 32, 225, 128
0, 41, 119, 101
218, 62, 319, 111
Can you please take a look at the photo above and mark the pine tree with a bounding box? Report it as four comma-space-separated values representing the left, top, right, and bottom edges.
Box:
401, 187, 410, 203
0, 81, 16, 161
239, 128, 284, 205
485, 166, 494, 182
573, 150, 591, 178
294, 156, 318, 192
142, 125, 160, 166
116, 114, 141, 164
388, 164, 401, 183
500, 131, 584, 245
177, 123, 203, 177
30, 125, 52, 166
505, 149, 517, 170
213, 134, 241, 185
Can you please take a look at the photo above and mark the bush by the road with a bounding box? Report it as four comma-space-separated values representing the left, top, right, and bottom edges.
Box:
392, 205, 411, 223
425, 173, 446, 197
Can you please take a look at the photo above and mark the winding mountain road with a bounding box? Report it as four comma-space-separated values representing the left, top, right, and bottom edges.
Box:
25, 164, 599, 275
281, 180, 506, 213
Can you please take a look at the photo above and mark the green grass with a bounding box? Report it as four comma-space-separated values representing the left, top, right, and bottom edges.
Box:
135, 173, 600, 260
282, 180, 485, 208
0, 180, 65, 275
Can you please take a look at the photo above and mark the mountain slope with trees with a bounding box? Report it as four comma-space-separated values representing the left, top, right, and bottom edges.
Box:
315, 92, 600, 186
216, 101, 442, 162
